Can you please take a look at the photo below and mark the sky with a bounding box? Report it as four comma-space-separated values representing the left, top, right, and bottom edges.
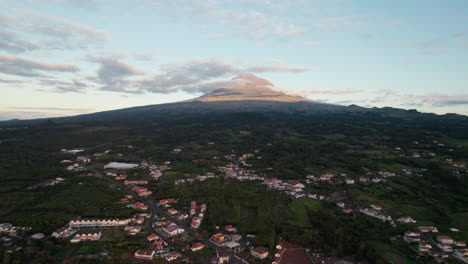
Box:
1, 0, 467, 120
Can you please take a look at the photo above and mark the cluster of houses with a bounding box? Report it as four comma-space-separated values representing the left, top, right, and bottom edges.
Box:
190, 201, 207, 229
402, 225, 467, 262
0, 223, 31, 236
130, 185, 152, 197
61, 152, 91, 172
210, 232, 242, 252
70, 231, 102, 243
51, 217, 132, 239
134, 248, 182, 262
263, 178, 309, 199
358, 205, 392, 222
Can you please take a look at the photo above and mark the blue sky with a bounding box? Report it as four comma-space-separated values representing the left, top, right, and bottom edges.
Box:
1, 0, 467, 120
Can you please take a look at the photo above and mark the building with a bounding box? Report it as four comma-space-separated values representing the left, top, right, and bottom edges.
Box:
163, 224, 184, 236
419, 241, 432, 253
455, 241, 466, 247
251, 247, 269, 259
225, 225, 237, 232
70, 232, 102, 243
104, 162, 139, 170
165, 252, 182, 261
31, 233, 45, 239
134, 249, 155, 260
437, 236, 454, 245
159, 198, 176, 205
147, 234, 159, 241
191, 217, 201, 229
218, 251, 230, 264
403, 231, 420, 243
191, 242, 205, 251
190, 201, 197, 215
437, 243, 453, 252
418, 226, 438, 233
69, 218, 131, 228
397, 216, 417, 224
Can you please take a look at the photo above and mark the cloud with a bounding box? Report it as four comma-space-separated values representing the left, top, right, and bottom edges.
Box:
0, 54, 78, 77
422, 94, 468, 107
38, 78, 89, 93
145, 1, 307, 39
82, 56, 145, 94
133, 52, 154, 61
305, 88, 364, 95
419, 49, 444, 55
314, 15, 366, 31
0, 10, 107, 53
29, 0, 97, 8
0, 78, 23, 84
0, 30, 39, 53
304, 41, 321, 46
3, 106, 91, 111
377, 88, 400, 96
86, 56, 319, 95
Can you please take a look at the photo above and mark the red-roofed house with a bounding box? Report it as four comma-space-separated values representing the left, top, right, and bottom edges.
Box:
437, 236, 454, 244
251, 248, 269, 259
191, 242, 205, 251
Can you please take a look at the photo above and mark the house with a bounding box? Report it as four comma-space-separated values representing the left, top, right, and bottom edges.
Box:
343, 208, 353, 214
159, 198, 176, 205
437, 236, 454, 244
225, 225, 237, 232
134, 202, 148, 210
455, 241, 466, 247
104, 162, 138, 170
163, 224, 184, 236
124, 180, 148, 185
336, 202, 345, 208
218, 251, 230, 264
345, 179, 355, 184
404, 231, 420, 243
437, 243, 453, 252
370, 205, 382, 210
69, 218, 130, 227
397, 216, 417, 224
29, 233, 44, 239
320, 173, 334, 181
418, 226, 438, 233
70, 232, 102, 243
167, 208, 178, 215
147, 234, 159, 241
191, 217, 201, 228
287, 180, 305, 188
165, 252, 182, 261
419, 241, 432, 253
134, 249, 155, 260
359, 176, 369, 182
191, 242, 205, 251
211, 233, 225, 244
134, 216, 145, 224
251, 247, 269, 259
190, 201, 197, 215
127, 225, 141, 235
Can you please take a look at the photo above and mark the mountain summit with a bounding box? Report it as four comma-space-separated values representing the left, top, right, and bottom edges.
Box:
189, 73, 312, 102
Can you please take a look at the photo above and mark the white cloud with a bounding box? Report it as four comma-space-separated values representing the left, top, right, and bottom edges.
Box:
0, 54, 78, 77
